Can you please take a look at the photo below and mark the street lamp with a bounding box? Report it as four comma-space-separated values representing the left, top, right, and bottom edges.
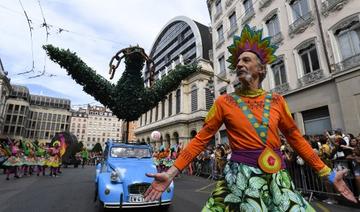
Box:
205, 74, 230, 97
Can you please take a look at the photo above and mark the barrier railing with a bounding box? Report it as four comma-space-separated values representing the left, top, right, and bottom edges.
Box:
191, 158, 359, 200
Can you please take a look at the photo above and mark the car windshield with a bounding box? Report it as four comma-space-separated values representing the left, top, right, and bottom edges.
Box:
110, 147, 151, 158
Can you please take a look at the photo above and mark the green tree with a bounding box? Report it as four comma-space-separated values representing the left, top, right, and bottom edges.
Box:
92, 142, 103, 153
43, 45, 199, 122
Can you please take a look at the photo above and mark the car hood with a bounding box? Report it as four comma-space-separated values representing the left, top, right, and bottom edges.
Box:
107, 159, 157, 184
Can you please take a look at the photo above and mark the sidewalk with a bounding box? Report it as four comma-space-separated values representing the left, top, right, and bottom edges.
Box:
311, 200, 359, 212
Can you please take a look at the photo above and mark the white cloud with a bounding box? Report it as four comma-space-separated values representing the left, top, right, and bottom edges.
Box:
0, 0, 210, 106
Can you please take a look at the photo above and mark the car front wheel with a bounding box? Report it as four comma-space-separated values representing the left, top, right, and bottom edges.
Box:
96, 199, 106, 212
160, 205, 170, 211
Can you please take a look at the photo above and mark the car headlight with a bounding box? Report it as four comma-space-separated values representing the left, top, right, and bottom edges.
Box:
110, 170, 120, 182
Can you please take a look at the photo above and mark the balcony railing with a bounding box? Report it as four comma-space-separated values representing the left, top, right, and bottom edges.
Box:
334, 53, 360, 73
298, 69, 324, 87
259, 0, 273, 10
321, 0, 348, 16
270, 32, 283, 45
289, 11, 314, 37
242, 8, 255, 24
270, 82, 289, 94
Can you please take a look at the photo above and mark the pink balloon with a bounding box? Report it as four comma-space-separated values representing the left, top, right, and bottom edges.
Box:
151, 131, 161, 141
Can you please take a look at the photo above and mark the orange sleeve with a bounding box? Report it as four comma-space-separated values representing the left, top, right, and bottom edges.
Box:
173, 97, 224, 171
278, 95, 331, 176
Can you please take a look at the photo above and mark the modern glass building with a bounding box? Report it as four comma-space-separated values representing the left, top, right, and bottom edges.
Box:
3, 84, 71, 142
136, 16, 214, 150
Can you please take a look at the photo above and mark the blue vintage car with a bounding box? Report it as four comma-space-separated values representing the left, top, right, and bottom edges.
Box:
95, 140, 174, 211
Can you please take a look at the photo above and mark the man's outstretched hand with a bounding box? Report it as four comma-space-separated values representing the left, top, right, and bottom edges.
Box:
332, 169, 358, 203
144, 166, 179, 202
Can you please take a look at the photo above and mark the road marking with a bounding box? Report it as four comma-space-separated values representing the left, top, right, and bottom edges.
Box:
195, 182, 217, 193
315, 202, 330, 212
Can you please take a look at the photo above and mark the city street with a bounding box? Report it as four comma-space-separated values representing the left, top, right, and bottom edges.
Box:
0, 167, 357, 212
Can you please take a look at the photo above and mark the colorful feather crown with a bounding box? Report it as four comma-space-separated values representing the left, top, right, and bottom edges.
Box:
227, 25, 278, 70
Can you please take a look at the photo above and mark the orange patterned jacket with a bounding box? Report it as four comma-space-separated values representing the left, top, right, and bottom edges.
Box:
173, 92, 331, 176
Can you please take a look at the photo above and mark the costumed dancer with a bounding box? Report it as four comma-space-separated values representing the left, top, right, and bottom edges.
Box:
46, 141, 61, 177
3, 140, 23, 180
0, 142, 11, 174
22, 141, 36, 176
35, 143, 47, 176
144, 25, 357, 211
161, 145, 172, 172
57, 134, 67, 174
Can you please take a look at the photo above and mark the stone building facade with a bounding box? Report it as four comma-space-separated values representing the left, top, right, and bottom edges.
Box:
0, 58, 12, 134
207, 0, 360, 142
70, 105, 122, 149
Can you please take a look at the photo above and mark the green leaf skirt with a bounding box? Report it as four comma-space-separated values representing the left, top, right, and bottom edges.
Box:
202, 161, 315, 212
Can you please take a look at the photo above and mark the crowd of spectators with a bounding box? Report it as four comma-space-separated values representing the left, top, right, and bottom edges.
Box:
178, 129, 360, 203
280, 129, 360, 203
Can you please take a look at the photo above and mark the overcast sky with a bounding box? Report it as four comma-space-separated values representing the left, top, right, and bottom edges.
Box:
0, 0, 210, 107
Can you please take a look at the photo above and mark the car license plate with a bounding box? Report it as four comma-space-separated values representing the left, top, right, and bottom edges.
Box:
129, 194, 144, 203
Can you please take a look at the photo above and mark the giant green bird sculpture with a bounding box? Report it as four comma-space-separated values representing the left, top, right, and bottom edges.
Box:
43, 45, 199, 122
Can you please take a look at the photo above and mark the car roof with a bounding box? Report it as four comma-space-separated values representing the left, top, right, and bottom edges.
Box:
106, 140, 150, 148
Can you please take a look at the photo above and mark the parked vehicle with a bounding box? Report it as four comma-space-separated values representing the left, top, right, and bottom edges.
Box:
95, 139, 174, 211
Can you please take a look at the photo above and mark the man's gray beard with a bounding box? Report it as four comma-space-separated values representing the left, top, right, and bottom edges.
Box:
244, 73, 252, 82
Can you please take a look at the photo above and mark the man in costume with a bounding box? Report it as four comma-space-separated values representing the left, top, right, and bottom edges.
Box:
144, 25, 357, 211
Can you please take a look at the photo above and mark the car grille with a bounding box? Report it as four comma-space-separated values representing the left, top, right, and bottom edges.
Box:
128, 183, 151, 195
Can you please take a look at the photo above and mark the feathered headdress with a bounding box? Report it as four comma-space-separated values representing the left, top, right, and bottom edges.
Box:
227, 25, 278, 70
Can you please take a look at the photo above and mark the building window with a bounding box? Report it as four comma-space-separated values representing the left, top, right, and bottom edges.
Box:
229, 12, 237, 29
177, 33, 185, 44
155, 105, 158, 121
150, 109, 153, 123
220, 130, 228, 144
243, 0, 253, 12
218, 56, 226, 73
302, 106, 331, 135
205, 89, 214, 110
290, 0, 309, 21
217, 25, 224, 42
191, 85, 198, 112
335, 22, 360, 60
161, 100, 165, 119
145, 112, 147, 124
168, 93, 172, 116
18, 116, 23, 125
298, 43, 319, 74
271, 59, 287, 86
7, 104, 13, 112
176, 89, 181, 114
215, 0, 222, 14
266, 14, 280, 36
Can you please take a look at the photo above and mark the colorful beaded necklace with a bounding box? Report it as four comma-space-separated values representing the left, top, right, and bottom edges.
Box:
230, 91, 282, 173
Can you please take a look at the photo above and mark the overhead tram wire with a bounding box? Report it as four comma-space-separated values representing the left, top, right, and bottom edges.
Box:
28, 0, 50, 79
0, 3, 130, 46
0, 2, 131, 79
0, 2, 140, 56
16, 0, 35, 75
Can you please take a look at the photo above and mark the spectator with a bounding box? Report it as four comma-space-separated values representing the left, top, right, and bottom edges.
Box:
319, 135, 333, 168
327, 130, 349, 171
346, 137, 360, 201
80, 148, 89, 168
